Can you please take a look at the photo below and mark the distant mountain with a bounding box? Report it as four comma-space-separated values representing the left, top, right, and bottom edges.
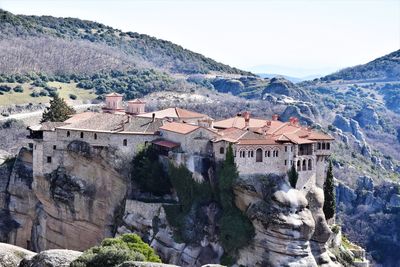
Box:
245, 64, 332, 80
0, 9, 251, 76
322, 50, 400, 81
256, 73, 303, 83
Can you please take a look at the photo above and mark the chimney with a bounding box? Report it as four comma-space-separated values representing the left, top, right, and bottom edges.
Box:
243, 111, 250, 127
272, 114, 279, 121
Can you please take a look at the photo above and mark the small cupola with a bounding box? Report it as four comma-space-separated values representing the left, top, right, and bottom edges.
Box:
103, 92, 124, 114
127, 99, 146, 115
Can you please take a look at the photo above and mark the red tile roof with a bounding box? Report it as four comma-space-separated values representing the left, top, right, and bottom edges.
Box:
152, 140, 180, 148
160, 122, 200, 135
213, 116, 267, 129
138, 108, 210, 120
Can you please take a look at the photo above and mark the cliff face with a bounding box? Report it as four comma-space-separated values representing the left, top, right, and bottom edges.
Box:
233, 174, 340, 267
0, 146, 368, 266
1, 143, 129, 252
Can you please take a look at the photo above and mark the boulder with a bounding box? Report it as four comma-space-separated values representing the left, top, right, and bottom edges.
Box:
262, 77, 310, 101
354, 106, 379, 128
333, 115, 352, 133
117, 261, 180, 267
389, 194, 400, 208
336, 182, 356, 207
0, 243, 35, 267
356, 176, 374, 191
18, 249, 82, 267
234, 174, 319, 267
280, 105, 314, 126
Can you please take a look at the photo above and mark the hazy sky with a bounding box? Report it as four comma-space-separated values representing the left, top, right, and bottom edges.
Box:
1, 0, 399, 77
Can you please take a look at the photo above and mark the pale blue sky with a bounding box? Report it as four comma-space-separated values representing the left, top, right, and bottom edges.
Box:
1, 0, 399, 77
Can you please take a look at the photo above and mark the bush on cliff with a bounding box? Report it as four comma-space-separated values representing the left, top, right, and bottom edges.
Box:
164, 163, 214, 243
70, 234, 161, 267
217, 144, 254, 264
131, 145, 172, 196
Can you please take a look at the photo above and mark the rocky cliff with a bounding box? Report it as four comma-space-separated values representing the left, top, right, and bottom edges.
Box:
0, 145, 368, 266
1, 142, 129, 252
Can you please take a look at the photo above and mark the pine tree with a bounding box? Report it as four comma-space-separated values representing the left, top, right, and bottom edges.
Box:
323, 160, 336, 220
41, 94, 75, 122
288, 164, 298, 188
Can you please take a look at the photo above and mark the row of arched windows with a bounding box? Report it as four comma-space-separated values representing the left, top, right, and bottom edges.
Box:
237, 148, 280, 162
297, 159, 313, 171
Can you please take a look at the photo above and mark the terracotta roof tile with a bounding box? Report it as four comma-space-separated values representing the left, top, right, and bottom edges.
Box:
152, 139, 180, 148
213, 117, 268, 129
138, 108, 210, 120
160, 122, 200, 135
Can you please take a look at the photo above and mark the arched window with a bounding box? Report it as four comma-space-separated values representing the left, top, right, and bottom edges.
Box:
67, 131, 70, 137
275, 150, 279, 157
308, 159, 312, 170
327, 143, 331, 150
322, 142, 326, 150
302, 159, 307, 171
248, 150, 254, 157
94, 133, 97, 140
297, 160, 301, 171
265, 150, 270, 157
220, 147, 225, 154
123, 139, 128, 146
256, 148, 262, 162
80, 132, 84, 138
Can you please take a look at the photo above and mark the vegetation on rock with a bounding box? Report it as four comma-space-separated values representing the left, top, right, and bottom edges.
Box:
323, 160, 336, 220
70, 234, 161, 267
216, 144, 254, 264
131, 145, 172, 196
287, 164, 299, 188
41, 94, 75, 122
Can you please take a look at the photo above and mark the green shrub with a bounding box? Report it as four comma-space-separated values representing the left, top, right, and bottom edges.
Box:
287, 164, 298, 188
131, 145, 172, 196
168, 163, 213, 212
216, 144, 254, 259
13, 85, 23, 93
70, 234, 161, 267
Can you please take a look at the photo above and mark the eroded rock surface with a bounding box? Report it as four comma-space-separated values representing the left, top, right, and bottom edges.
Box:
233, 174, 341, 267
18, 249, 82, 267
0, 243, 35, 267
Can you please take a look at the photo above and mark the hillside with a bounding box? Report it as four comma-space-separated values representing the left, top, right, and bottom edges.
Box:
321, 50, 400, 82
0, 8, 399, 266
0, 9, 251, 76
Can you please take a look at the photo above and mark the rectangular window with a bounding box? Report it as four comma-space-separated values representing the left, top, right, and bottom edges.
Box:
47, 156, 52, 163
285, 160, 287, 165
53, 145, 56, 150
285, 146, 287, 152
291, 146, 293, 152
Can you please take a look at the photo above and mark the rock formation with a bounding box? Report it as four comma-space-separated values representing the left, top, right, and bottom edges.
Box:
1, 143, 129, 252
233, 174, 340, 267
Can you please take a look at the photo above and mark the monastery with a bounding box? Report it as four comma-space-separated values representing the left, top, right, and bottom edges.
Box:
28, 93, 333, 189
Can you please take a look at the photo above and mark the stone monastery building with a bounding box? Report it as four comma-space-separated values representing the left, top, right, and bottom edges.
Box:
29, 93, 334, 189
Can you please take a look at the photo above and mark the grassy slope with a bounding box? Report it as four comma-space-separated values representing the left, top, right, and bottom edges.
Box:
0, 81, 95, 106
